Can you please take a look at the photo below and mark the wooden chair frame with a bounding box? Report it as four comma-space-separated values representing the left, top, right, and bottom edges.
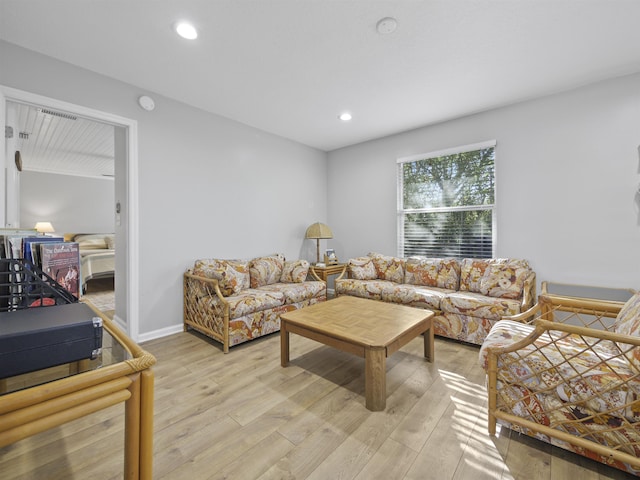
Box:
485, 291, 640, 473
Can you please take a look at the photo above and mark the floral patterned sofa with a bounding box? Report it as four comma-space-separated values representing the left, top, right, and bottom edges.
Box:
480, 287, 640, 476
334, 253, 536, 345
183, 254, 326, 353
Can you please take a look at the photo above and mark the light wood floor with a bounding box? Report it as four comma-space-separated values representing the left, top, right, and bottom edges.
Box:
0, 330, 634, 479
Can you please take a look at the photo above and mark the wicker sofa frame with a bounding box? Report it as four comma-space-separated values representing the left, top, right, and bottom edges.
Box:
184, 267, 325, 353
481, 287, 640, 475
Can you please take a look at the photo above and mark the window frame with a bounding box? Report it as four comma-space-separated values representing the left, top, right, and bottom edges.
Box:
396, 140, 497, 259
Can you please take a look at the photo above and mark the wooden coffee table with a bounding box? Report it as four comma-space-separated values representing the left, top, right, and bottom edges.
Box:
280, 296, 434, 411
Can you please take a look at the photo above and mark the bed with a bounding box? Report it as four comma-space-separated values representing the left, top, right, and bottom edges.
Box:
65, 233, 115, 291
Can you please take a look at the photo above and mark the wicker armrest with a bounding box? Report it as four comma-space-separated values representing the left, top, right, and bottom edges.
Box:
309, 267, 324, 282
537, 293, 624, 331
501, 302, 541, 324
521, 271, 537, 310
533, 318, 640, 346
335, 264, 348, 281
183, 270, 228, 304
183, 270, 232, 352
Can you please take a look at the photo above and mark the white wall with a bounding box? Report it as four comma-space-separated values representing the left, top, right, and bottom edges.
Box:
20, 171, 114, 234
328, 73, 640, 290
1, 40, 328, 338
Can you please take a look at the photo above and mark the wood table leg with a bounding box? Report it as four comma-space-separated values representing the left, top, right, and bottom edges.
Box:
140, 369, 154, 480
365, 346, 386, 411
424, 321, 434, 362
280, 321, 290, 367
124, 373, 141, 480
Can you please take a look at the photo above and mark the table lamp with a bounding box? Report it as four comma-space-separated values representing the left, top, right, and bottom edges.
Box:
34, 222, 55, 234
305, 222, 333, 264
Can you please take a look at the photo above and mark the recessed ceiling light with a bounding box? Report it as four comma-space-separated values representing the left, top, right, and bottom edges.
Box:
338, 112, 352, 121
175, 21, 198, 40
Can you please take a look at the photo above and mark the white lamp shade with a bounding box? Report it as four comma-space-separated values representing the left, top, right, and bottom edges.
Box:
34, 222, 55, 233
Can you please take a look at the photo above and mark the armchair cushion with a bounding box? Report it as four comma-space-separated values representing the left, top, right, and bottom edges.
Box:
280, 259, 310, 283
480, 320, 640, 423
250, 254, 285, 288
615, 291, 640, 336
614, 291, 640, 367
193, 258, 250, 296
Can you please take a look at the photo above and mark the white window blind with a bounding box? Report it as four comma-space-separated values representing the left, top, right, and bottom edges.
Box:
397, 141, 496, 259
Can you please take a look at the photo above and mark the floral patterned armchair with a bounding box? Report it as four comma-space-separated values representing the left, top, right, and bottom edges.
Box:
480, 285, 640, 475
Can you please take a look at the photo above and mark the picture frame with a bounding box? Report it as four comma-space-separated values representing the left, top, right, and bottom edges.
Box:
324, 249, 338, 265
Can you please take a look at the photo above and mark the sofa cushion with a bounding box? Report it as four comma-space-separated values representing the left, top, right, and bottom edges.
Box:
348, 256, 377, 280
460, 258, 530, 297
441, 291, 522, 321
435, 313, 494, 345
479, 260, 531, 299
405, 257, 460, 290
404, 257, 438, 287
259, 281, 326, 304
250, 254, 285, 288
280, 259, 310, 283
369, 252, 405, 283
193, 258, 250, 296
380, 284, 451, 310
215, 288, 285, 318
459, 258, 490, 293
335, 278, 396, 301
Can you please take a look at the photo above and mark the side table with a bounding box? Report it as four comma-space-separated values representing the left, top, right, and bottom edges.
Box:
0, 300, 156, 479
310, 263, 346, 282
310, 263, 346, 297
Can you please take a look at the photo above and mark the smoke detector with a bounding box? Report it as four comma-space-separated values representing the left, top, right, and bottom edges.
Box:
376, 17, 397, 35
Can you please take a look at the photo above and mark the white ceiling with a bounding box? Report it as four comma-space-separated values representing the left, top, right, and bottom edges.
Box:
10, 102, 115, 178
2, 0, 640, 153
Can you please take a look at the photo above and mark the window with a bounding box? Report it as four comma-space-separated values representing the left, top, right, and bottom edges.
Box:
397, 141, 496, 259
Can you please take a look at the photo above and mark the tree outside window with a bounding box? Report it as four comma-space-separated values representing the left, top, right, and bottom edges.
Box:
398, 143, 495, 259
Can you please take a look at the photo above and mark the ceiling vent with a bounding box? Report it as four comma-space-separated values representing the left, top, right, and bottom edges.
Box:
37, 108, 77, 121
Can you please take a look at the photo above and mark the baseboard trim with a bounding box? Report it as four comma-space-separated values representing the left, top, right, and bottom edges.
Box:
137, 323, 184, 343
112, 314, 127, 332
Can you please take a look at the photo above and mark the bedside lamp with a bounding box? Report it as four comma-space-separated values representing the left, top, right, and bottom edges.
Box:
305, 222, 333, 264
34, 222, 55, 234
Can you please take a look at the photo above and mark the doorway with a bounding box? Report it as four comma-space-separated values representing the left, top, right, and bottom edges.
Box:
1, 85, 140, 340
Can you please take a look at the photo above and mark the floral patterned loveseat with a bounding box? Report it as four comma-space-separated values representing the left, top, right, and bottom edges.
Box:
480, 288, 640, 476
335, 253, 536, 345
184, 254, 326, 353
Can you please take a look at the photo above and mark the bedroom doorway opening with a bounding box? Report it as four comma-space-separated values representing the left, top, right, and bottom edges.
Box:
1, 85, 140, 340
